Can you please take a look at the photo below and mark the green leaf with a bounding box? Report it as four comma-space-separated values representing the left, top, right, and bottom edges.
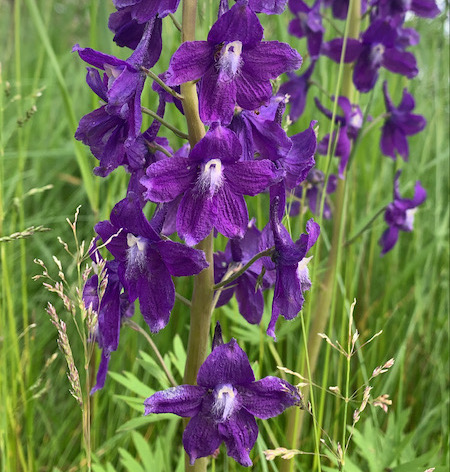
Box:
117, 414, 178, 432
118, 447, 145, 472
131, 431, 155, 471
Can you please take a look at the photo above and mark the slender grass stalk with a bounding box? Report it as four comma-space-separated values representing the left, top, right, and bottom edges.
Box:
282, 2, 361, 470
24, 0, 99, 214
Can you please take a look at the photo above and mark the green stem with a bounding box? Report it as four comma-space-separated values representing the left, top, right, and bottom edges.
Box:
141, 67, 185, 101
212, 248, 274, 290
282, 2, 361, 471
141, 107, 189, 140
179, 2, 212, 471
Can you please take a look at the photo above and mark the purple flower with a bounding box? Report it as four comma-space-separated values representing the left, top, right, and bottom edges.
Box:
379, 170, 426, 255
83, 255, 134, 393
214, 221, 271, 324
289, 170, 338, 219
323, 0, 367, 19
288, 0, 324, 59
315, 96, 363, 177
261, 197, 320, 339
144, 325, 301, 466
228, 98, 292, 161
380, 81, 426, 160
165, 0, 302, 124
141, 125, 279, 246
321, 20, 418, 92
279, 60, 315, 122
112, 0, 180, 23
94, 194, 208, 332
372, 0, 440, 20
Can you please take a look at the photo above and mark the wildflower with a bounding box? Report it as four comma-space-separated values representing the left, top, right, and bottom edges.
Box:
165, 0, 302, 123
279, 60, 315, 122
214, 220, 271, 324
379, 170, 426, 255
83, 257, 134, 393
260, 197, 320, 339
288, 0, 324, 59
94, 194, 208, 332
144, 324, 301, 466
380, 81, 426, 160
315, 96, 363, 177
142, 125, 279, 246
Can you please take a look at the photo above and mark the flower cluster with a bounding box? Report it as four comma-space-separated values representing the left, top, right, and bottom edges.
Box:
76, 0, 324, 466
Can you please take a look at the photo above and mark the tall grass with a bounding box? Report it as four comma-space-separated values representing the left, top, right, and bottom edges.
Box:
0, 1, 448, 471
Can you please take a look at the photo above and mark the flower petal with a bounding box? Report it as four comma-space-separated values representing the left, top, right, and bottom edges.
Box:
156, 239, 208, 276
224, 160, 279, 196
238, 376, 300, 419
144, 385, 207, 417
214, 186, 248, 239
197, 339, 255, 388
218, 409, 258, 467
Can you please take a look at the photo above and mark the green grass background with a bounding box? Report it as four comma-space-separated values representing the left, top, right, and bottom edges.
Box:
0, 1, 448, 471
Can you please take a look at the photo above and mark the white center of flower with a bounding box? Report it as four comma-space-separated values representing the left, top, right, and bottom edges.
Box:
212, 384, 237, 422
404, 208, 417, 230
371, 44, 385, 66
197, 159, 224, 196
127, 233, 147, 269
218, 41, 243, 80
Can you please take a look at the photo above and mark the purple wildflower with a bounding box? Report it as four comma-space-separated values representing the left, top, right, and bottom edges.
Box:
165, 0, 302, 124
279, 60, 315, 122
94, 194, 208, 332
372, 0, 440, 20
288, 0, 324, 59
112, 0, 180, 23
141, 125, 279, 246
261, 197, 320, 339
379, 170, 426, 255
380, 81, 426, 160
315, 96, 363, 177
144, 325, 301, 466
83, 255, 134, 393
214, 221, 271, 324
321, 19, 418, 92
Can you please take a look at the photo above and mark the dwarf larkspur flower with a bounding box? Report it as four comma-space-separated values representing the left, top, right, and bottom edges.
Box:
144, 324, 301, 466
379, 170, 426, 255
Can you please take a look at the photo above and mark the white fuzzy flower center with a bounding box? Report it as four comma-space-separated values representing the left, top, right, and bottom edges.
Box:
212, 384, 237, 421
404, 208, 417, 230
127, 233, 147, 269
218, 41, 243, 80
197, 159, 224, 196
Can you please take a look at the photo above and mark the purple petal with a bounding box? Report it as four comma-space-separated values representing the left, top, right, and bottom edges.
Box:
249, 0, 287, 14
243, 42, 302, 81
177, 189, 216, 246
183, 409, 221, 464
224, 160, 278, 196
166, 41, 215, 85
234, 273, 264, 324
235, 73, 273, 112
144, 385, 207, 417
197, 339, 255, 388
208, 1, 263, 47
379, 226, 399, 255
156, 240, 208, 276
383, 49, 418, 78
190, 126, 242, 164
218, 410, 258, 467
90, 352, 111, 394
320, 38, 362, 63
214, 186, 248, 239
142, 157, 197, 203
199, 66, 237, 124
238, 376, 300, 419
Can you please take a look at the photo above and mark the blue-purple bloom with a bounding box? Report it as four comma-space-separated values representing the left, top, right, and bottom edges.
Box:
261, 197, 320, 339
288, 0, 324, 59
144, 325, 301, 466
379, 170, 426, 255
165, 0, 302, 124
321, 20, 418, 92
214, 221, 271, 324
380, 81, 426, 160
94, 194, 208, 332
83, 254, 134, 393
142, 125, 279, 246
315, 96, 363, 177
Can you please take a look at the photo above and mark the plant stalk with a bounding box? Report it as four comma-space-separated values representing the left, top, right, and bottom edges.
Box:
282, 1, 361, 470
179, 1, 212, 471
